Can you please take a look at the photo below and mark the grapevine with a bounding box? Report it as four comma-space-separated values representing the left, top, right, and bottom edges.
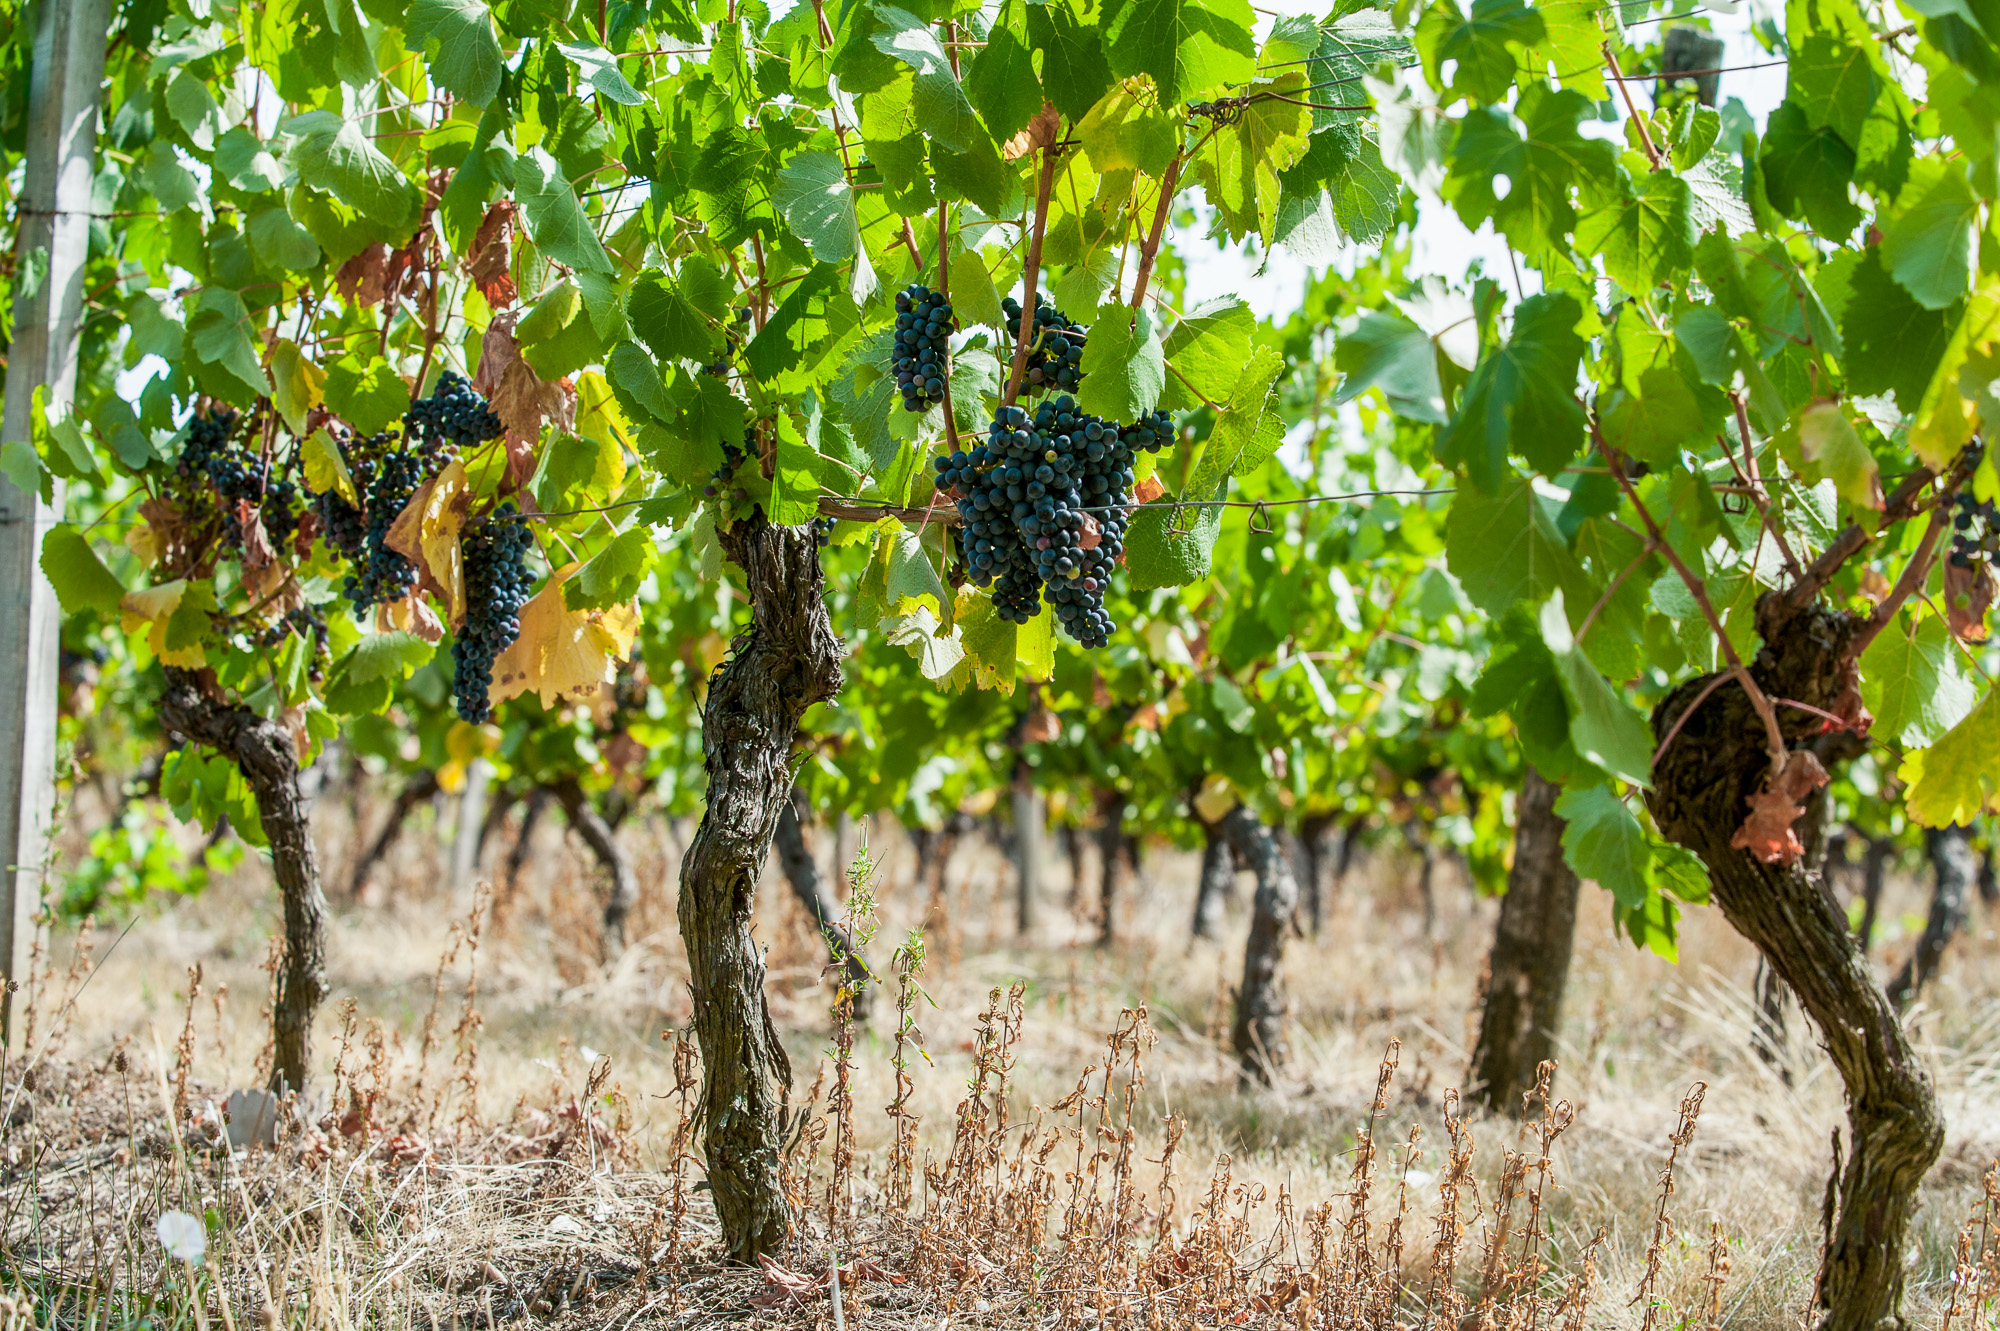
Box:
1003, 295, 1087, 395
893, 284, 955, 413
452, 504, 534, 723
937, 396, 1171, 646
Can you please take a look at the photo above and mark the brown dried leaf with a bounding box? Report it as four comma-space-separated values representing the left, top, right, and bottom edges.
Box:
1944, 557, 1997, 643
236, 502, 276, 572
748, 1255, 821, 1308
1132, 474, 1166, 504
376, 593, 444, 645
466, 201, 519, 310
335, 243, 392, 307
1003, 102, 1061, 161
1730, 749, 1829, 865
1021, 706, 1061, 744
1078, 510, 1103, 550
474, 310, 574, 486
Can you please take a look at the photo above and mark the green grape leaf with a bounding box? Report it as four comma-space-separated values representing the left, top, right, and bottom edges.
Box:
1103, 0, 1257, 106
1334, 312, 1445, 422
1839, 248, 1962, 410
566, 527, 656, 611
342, 631, 438, 685
284, 111, 422, 233
1861, 613, 1978, 746
964, 0, 1043, 145
1078, 305, 1165, 420
555, 42, 648, 106
1576, 169, 1695, 295
1026, 0, 1114, 122
407, 0, 504, 106
1760, 101, 1862, 239
871, 5, 981, 152
1881, 158, 1980, 310
1437, 291, 1587, 490
1902, 690, 2000, 827
1543, 591, 1654, 788
1415, 0, 1545, 105
1445, 477, 1591, 618
1554, 785, 1652, 910
628, 270, 724, 366
1161, 297, 1256, 412
1798, 400, 1884, 510
1443, 83, 1614, 256
39, 528, 126, 617
515, 146, 614, 274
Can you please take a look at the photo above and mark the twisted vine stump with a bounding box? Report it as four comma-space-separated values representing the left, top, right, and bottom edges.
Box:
1222, 805, 1299, 1083
1648, 599, 1942, 1330
158, 667, 328, 1095
1468, 767, 1581, 1115
680, 516, 843, 1262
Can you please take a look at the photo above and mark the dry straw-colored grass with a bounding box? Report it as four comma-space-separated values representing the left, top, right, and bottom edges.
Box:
4, 785, 2000, 1328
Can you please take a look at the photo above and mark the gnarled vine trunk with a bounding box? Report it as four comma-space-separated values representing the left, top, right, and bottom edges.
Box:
774, 786, 869, 1006
1648, 599, 1942, 1331
158, 667, 328, 1096
1467, 768, 1580, 1115
552, 776, 640, 957
680, 516, 843, 1263
1191, 820, 1235, 939
1096, 790, 1124, 949
1222, 805, 1298, 1083
1889, 823, 1977, 1010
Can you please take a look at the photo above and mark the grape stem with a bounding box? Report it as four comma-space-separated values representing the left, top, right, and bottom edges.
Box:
1129, 150, 1183, 314
1004, 137, 1062, 406
1602, 43, 1663, 171
1594, 418, 1788, 783
1849, 505, 1947, 660
937, 198, 960, 454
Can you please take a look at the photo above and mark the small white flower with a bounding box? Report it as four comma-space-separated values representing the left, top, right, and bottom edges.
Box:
157, 1210, 206, 1262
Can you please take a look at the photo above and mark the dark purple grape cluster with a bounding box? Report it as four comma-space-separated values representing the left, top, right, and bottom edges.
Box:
405, 370, 503, 450
812, 515, 837, 548
452, 504, 534, 723
320, 413, 459, 613
1003, 294, 1086, 395
257, 605, 331, 679
1949, 493, 1998, 569
702, 431, 754, 504
935, 395, 1172, 647
893, 284, 955, 412
178, 409, 303, 556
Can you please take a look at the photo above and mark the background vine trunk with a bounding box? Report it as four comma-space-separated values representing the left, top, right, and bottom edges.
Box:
1222, 805, 1299, 1083
775, 786, 870, 1007
1191, 820, 1235, 939
679, 515, 843, 1263
552, 776, 640, 957
1467, 768, 1580, 1115
1648, 599, 1942, 1331
1890, 824, 1977, 1010
158, 667, 328, 1096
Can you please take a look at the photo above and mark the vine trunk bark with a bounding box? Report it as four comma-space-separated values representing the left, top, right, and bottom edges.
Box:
1096, 791, 1124, 949
1222, 805, 1299, 1083
1467, 768, 1580, 1115
1191, 821, 1235, 939
158, 667, 328, 1096
552, 777, 640, 956
1648, 599, 1942, 1331
680, 515, 843, 1263
1889, 824, 1977, 1010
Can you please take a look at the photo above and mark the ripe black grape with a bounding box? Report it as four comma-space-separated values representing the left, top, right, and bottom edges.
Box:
1002, 295, 1087, 395
813, 515, 838, 547
405, 370, 504, 451
178, 408, 306, 559
893, 283, 956, 413
452, 504, 535, 723
1949, 492, 2000, 569
936, 396, 1174, 648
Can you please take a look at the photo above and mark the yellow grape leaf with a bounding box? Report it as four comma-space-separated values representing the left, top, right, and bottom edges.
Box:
125, 519, 162, 567
1016, 603, 1055, 680
574, 369, 634, 453
376, 593, 444, 644
269, 339, 326, 436
384, 458, 471, 626
119, 580, 210, 667
302, 428, 358, 505
1900, 690, 2000, 826
489, 562, 639, 709
1192, 773, 1238, 823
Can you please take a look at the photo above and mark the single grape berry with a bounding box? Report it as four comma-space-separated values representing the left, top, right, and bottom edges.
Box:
892, 283, 957, 413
